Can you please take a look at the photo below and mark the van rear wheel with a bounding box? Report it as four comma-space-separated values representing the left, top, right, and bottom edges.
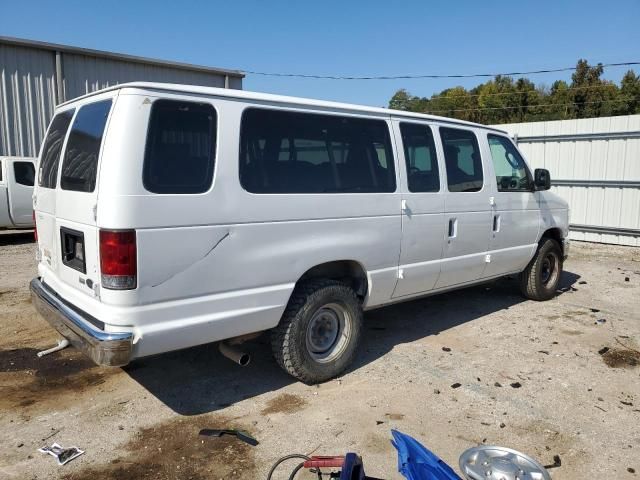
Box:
519, 238, 563, 301
270, 279, 363, 384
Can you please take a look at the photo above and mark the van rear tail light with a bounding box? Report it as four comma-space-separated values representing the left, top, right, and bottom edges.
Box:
99, 230, 137, 290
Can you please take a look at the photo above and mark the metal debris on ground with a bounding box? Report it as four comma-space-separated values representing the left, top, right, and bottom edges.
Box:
198, 428, 259, 446
38, 443, 84, 466
510, 382, 522, 388
544, 454, 562, 469
595, 318, 606, 325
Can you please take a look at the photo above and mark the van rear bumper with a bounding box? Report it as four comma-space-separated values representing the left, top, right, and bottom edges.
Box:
30, 278, 132, 366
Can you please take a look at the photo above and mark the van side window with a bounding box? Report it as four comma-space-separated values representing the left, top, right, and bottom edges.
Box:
440, 127, 483, 193
399, 123, 440, 192
61, 100, 112, 192
240, 108, 395, 193
38, 109, 75, 189
14, 162, 35, 186
487, 134, 531, 191
143, 100, 217, 194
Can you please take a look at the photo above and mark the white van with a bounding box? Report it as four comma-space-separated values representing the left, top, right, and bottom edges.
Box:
31, 83, 569, 383
0, 156, 36, 229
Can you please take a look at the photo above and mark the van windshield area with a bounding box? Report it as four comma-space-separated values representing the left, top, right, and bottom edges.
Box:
61, 100, 112, 192
240, 109, 396, 194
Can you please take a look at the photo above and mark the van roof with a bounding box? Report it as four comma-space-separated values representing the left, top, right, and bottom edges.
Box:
60, 82, 508, 134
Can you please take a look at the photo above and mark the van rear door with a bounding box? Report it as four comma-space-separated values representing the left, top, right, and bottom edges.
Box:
37, 97, 114, 299
55, 98, 113, 298
35, 108, 75, 277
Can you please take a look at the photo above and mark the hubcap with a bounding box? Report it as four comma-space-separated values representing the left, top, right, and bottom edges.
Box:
541, 252, 559, 286
306, 302, 351, 363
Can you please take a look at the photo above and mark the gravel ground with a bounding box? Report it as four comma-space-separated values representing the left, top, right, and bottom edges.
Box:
0, 231, 638, 479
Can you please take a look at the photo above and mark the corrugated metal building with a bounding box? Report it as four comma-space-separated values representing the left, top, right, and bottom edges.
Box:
0, 36, 243, 158
494, 115, 640, 246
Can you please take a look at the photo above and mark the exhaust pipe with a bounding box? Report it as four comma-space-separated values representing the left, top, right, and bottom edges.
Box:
219, 342, 251, 366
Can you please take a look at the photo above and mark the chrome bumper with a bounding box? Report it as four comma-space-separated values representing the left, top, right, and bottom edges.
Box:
30, 278, 132, 366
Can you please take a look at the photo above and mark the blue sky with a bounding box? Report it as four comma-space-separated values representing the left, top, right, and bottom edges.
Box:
2, 0, 639, 107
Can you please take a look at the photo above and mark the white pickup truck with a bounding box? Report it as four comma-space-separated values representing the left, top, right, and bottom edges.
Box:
0, 156, 36, 229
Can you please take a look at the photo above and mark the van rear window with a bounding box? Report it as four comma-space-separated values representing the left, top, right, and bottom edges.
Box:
240, 108, 395, 194
38, 109, 74, 189
61, 100, 112, 192
143, 100, 217, 194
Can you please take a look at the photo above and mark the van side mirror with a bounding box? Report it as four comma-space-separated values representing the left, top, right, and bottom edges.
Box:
534, 168, 551, 191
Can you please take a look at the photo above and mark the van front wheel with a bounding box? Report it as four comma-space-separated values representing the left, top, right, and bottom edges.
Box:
519, 238, 563, 301
271, 280, 363, 384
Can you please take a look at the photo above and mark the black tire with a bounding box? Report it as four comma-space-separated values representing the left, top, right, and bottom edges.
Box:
270, 279, 363, 384
519, 237, 563, 301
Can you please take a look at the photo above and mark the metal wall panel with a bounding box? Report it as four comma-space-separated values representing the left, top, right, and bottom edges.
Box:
493, 115, 640, 246
0, 44, 57, 157
1, 37, 243, 159
61, 53, 232, 101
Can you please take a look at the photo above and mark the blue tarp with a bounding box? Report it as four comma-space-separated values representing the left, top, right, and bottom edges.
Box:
391, 430, 462, 480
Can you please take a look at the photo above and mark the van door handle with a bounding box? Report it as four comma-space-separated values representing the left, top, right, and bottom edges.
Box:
448, 218, 457, 238
493, 214, 501, 232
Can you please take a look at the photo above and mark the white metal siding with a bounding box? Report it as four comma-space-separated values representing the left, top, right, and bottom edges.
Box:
493, 115, 640, 246
0, 44, 57, 157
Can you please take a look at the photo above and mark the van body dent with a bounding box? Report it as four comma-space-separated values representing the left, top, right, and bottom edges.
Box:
0, 157, 36, 228
31, 83, 569, 383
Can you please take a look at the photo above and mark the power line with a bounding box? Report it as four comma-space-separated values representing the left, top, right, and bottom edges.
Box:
423, 96, 639, 114
243, 61, 640, 80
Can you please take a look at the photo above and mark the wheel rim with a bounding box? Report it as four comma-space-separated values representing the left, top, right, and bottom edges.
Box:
541, 251, 559, 287
306, 302, 352, 363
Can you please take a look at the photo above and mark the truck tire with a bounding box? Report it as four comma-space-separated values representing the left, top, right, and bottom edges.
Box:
270, 279, 363, 384
519, 237, 563, 301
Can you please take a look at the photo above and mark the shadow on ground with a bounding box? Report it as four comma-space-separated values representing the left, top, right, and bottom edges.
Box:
0, 231, 34, 246
126, 270, 580, 415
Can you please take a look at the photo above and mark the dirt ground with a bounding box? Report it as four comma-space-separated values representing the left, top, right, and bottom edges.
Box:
0, 230, 638, 479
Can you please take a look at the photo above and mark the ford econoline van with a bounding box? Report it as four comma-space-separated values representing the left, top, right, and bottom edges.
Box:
31, 83, 569, 383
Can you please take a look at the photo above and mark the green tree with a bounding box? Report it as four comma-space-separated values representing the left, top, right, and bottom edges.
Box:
619, 70, 640, 114
388, 59, 639, 124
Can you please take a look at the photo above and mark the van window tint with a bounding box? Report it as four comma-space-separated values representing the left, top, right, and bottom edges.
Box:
143, 100, 217, 194
400, 123, 440, 192
440, 127, 483, 192
488, 134, 531, 191
14, 162, 35, 186
61, 100, 112, 192
240, 108, 395, 193
38, 109, 74, 189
